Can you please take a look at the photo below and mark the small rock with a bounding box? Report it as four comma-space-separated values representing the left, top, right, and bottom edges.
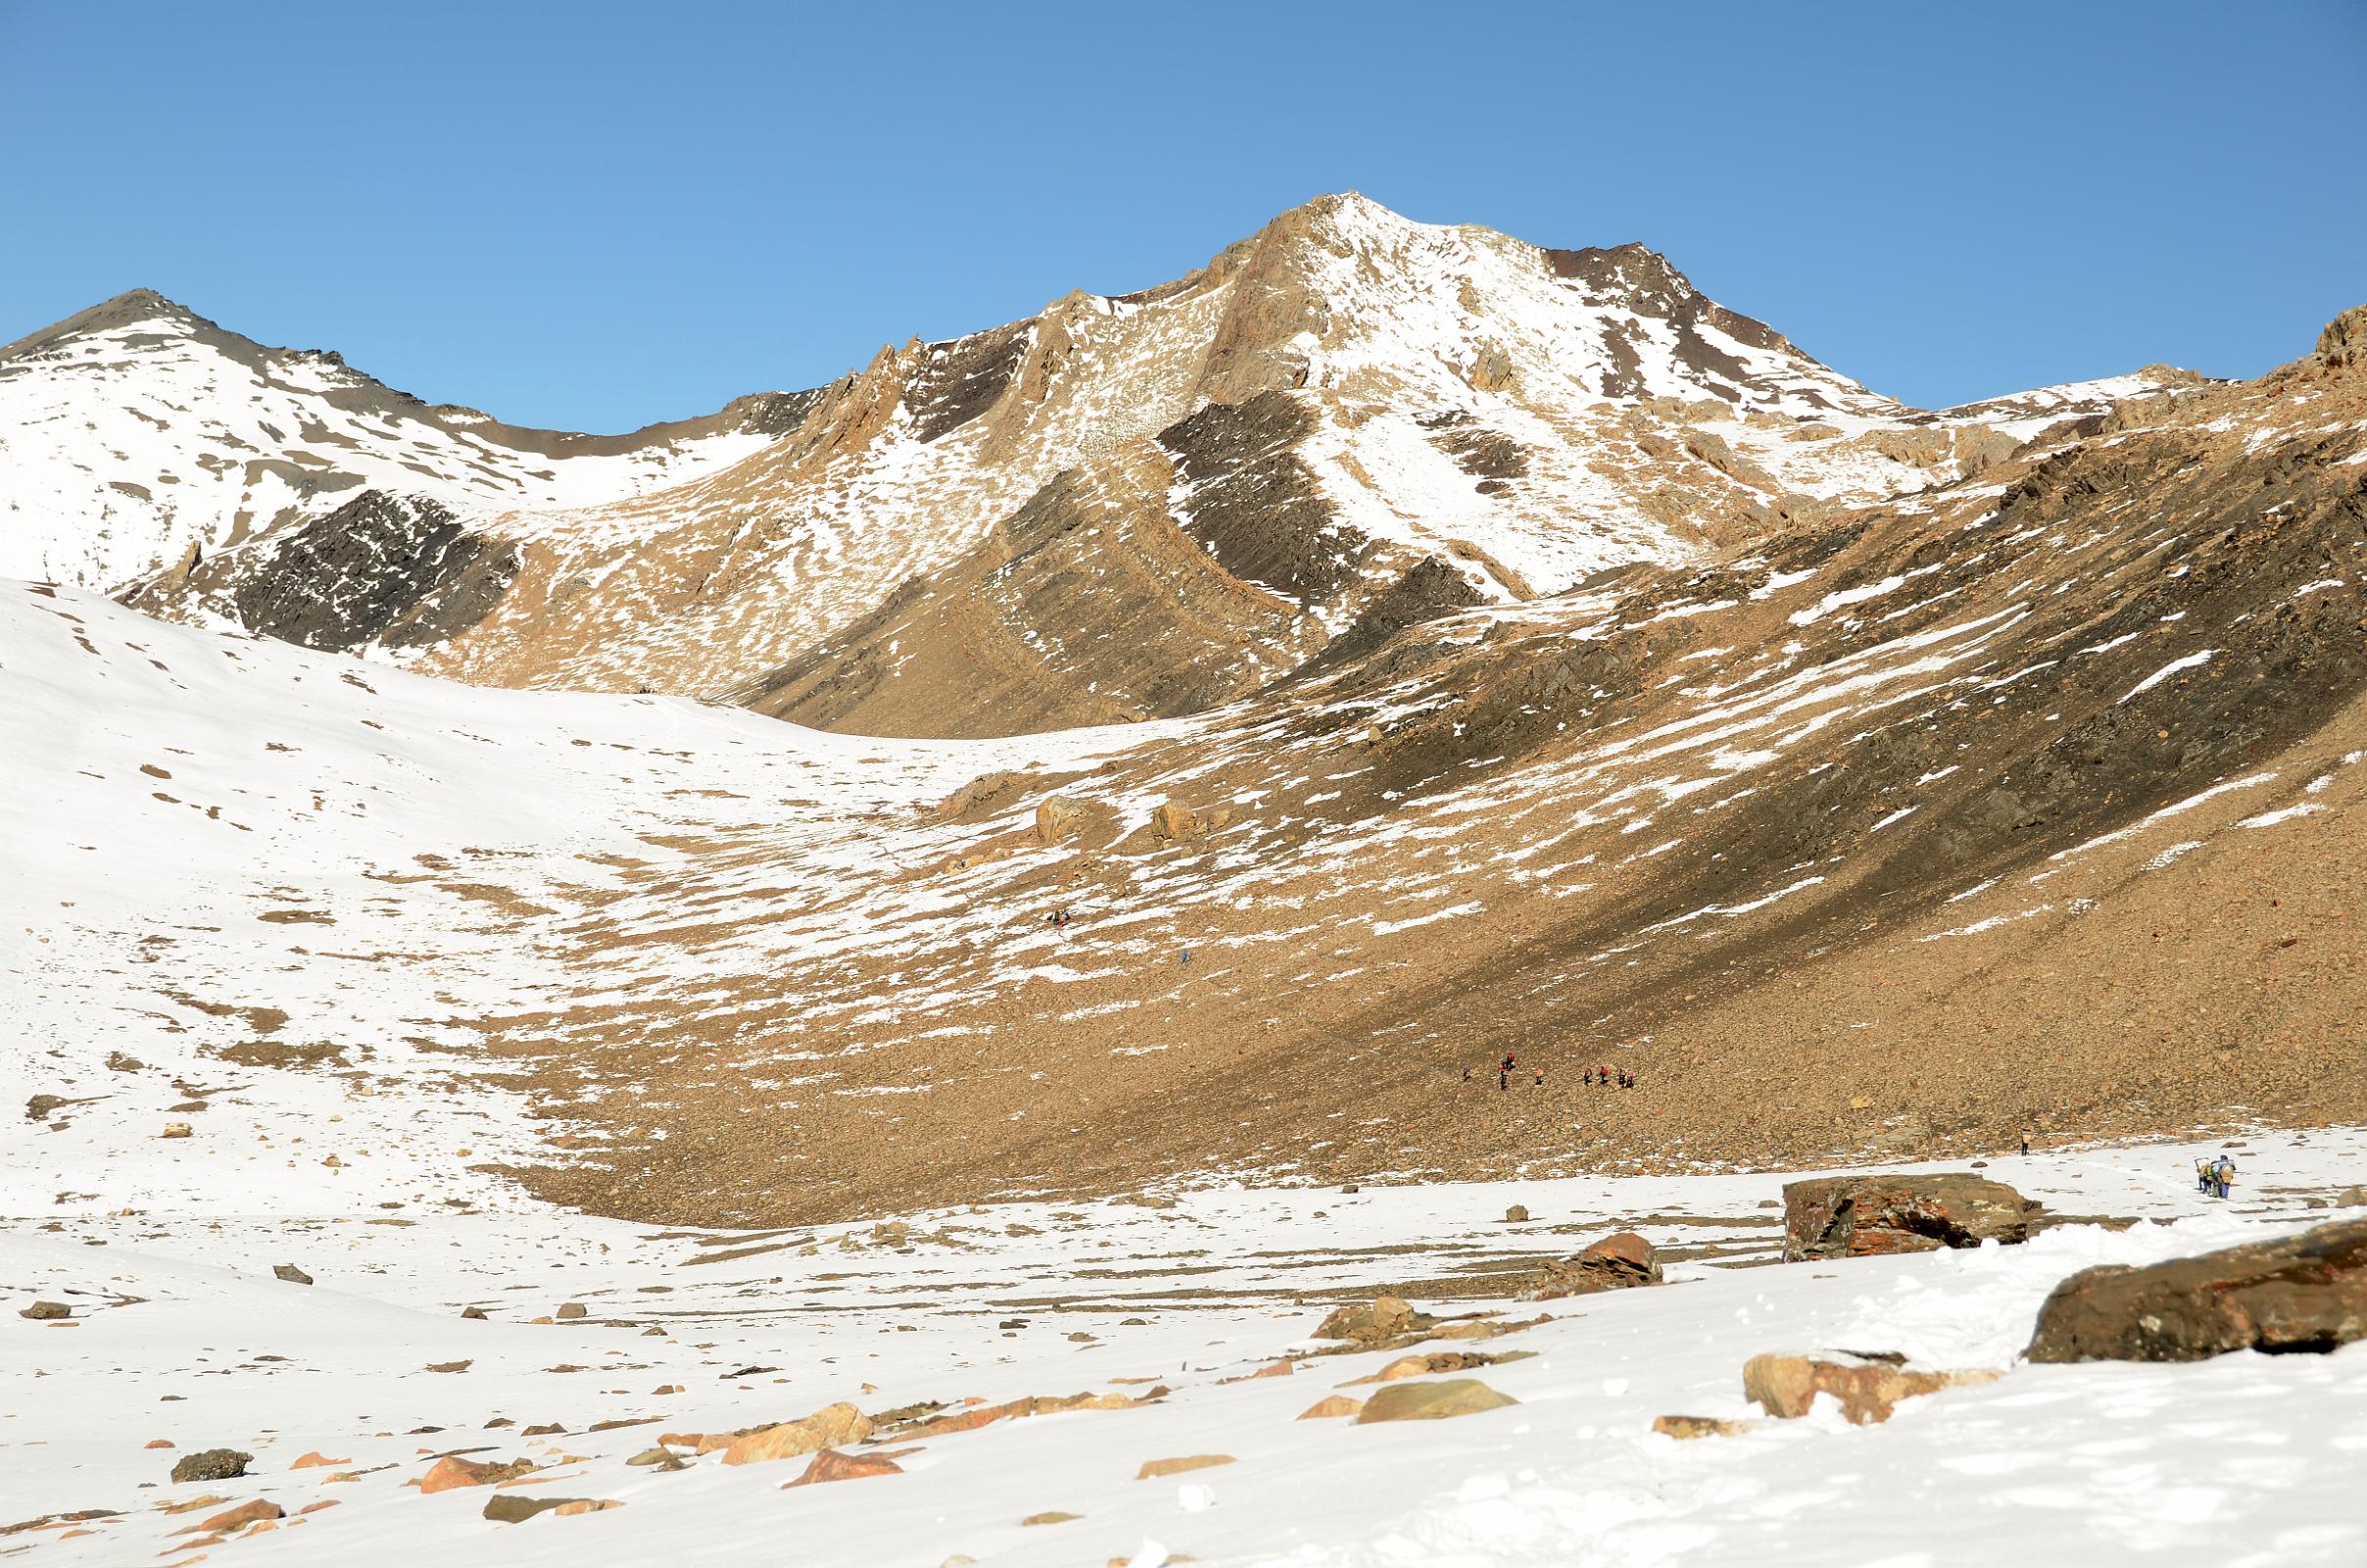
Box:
1354, 1379, 1519, 1423
161, 1122, 193, 1140
1137, 1454, 1231, 1479
289, 1452, 348, 1469
146, 1439, 175, 1449
198, 1499, 282, 1532
20, 1300, 71, 1320
626, 1447, 687, 1471
1504, 1204, 1530, 1223
26, 1094, 66, 1120
1652, 1414, 1757, 1440
1297, 1395, 1364, 1420
483, 1494, 596, 1524
171, 1449, 252, 1484
1022, 1510, 1083, 1527
555, 1302, 587, 1320
426, 1360, 473, 1374
272, 1264, 313, 1286
461, 1306, 488, 1320
784, 1448, 904, 1488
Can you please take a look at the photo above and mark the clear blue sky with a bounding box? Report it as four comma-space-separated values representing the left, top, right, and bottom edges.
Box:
4, 2, 2359, 432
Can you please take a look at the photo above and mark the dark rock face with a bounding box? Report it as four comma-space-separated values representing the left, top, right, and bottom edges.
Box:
1308, 558, 1483, 673
170, 1447, 252, 1484
1416, 409, 1530, 487
1160, 390, 1365, 610
1542, 243, 1803, 403
224, 491, 518, 654
903, 322, 1031, 442
1523, 1231, 1663, 1299
272, 1263, 312, 1286
2026, 1217, 2367, 1363
1783, 1174, 2034, 1261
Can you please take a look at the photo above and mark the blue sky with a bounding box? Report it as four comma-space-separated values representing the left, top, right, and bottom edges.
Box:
4, 2, 2359, 432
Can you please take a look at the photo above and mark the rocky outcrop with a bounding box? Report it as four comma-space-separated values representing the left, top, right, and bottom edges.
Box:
1312, 1295, 1438, 1347
213, 491, 519, 654
1521, 1232, 1663, 1299
785, 1448, 903, 1488
719, 1401, 873, 1464
2025, 1217, 2367, 1363
1782, 1174, 2034, 1261
1744, 1353, 1999, 1424
2318, 305, 2367, 372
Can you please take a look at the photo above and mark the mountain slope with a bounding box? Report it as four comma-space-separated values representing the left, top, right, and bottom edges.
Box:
20, 197, 2193, 737
8, 307, 2363, 1229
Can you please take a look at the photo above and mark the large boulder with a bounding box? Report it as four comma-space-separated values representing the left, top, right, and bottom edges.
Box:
720, 1401, 873, 1465
1312, 1295, 1437, 1346
1524, 1232, 1661, 1299
1782, 1173, 2033, 1261
2025, 1216, 2367, 1363
170, 1449, 251, 1484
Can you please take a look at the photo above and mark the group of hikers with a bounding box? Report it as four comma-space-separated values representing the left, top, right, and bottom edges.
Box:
1463, 1052, 1640, 1092
2195, 1150, 2240, 1200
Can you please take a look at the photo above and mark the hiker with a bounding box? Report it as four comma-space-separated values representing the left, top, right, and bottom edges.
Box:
1462, 1065, 1473, 1084
1598, 1063, 1611, 1085
1533, 1067, 1545, 1088
1502, 1052, 1517, 1076
1180, 948, 1191, 965
2214, 1152, 2237, 1200
1583, 1067, 1594, 1087
2020, 1134, 2030, 1157
1498, 1068, 1507, 1092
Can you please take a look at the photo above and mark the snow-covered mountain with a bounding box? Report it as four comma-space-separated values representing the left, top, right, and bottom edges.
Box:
0, 289, 807, 593
5, 196, 2192, 736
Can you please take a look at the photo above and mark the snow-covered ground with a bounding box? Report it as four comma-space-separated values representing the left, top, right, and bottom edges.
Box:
8, 1129, 2365, 1565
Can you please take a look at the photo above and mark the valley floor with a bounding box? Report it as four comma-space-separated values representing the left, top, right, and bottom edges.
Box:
8, 1130, 2367, 1567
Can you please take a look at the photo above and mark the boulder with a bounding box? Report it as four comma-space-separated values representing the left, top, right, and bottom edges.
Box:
171, 1449, 251, 1484
555, 1302, 587, 1320
1313, 1295, 1436, 1346
25, 1094, 66, 1120
272, 1264, 313, 1286
483, 1494, 618, 1523
198, 1500, 281, 1532
1151, 800, 1200, 840
20, 1300, 71, 1320
784, 1448, 902, 1488
162, 1121, 193, 1139
1034, 797, 1085, 844
1297, 1396, 1364, 1420
1743, 1354, 1998, 1424
289, 1452, 348, 1469
1652, 1414, 1757, 1440
1354, 1378, 1519, 1423
2025, 1216, 2367, 1363
1136, 1454, 1232, 1479
2319, 305, 2367, 372
461, 1306, 488, 1319
1782, 1174, 2034, 1261
1523, 1232, 1662, 1299
416, 1454, 532, 1494
720, 1401, 873, 1465
1504, 1204, 1530, 1223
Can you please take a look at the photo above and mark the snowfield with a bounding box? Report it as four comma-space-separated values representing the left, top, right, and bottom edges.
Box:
8, 1129, 2365, 1566
5, 574, 2364, 1565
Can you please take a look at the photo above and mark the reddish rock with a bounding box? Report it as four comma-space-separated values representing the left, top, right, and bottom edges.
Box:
416, 1454, 532, 1494
1297, 1395, 1364, 1420
2026, 1216, 2367, 1363
1652, 1414, 1757, 1439
289, 1451, 348, 1469
720, 1401, 872, 1465
1782, 1174, 2034, 1261
1743, 1353, 1999, 1423
1136, 1454, 1232, 1479
784, 1448, 905, 1488
1524, 1232, 1662, 1298
198, 1500, 282, 1532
